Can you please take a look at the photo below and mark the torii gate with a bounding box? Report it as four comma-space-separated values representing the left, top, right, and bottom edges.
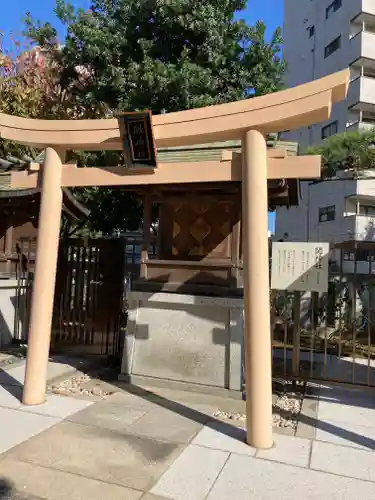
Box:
5, 69, 349, 449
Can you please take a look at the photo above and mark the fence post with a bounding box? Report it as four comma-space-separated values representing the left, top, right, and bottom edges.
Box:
292, 291, 301, 377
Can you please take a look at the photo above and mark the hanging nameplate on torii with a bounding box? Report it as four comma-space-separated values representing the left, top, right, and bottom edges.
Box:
117, 111, 157, 168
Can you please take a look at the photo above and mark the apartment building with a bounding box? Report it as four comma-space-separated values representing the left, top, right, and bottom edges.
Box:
283, 0, 375, 150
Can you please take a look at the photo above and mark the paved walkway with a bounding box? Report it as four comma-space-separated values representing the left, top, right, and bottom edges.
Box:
1, 361, 375, 499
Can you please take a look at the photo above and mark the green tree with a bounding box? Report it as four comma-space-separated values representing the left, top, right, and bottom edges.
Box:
24, 0, 285, 234
0, 37, 58, 159
306, 128, 375, 178
26, 0, 285, 112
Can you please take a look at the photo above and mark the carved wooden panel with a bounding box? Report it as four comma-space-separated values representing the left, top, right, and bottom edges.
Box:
160, 198, 240, 261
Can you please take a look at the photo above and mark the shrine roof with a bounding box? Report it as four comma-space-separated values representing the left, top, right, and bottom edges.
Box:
156, 139, 298, 164
0, 155, 89, 219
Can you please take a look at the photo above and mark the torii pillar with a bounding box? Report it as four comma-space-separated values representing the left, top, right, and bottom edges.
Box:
242, 130, 273, 448
22, 148, 64, 405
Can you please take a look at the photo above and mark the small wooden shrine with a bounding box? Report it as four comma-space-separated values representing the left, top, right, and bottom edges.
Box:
131, 139, 299, 297
0, 158, 88, 274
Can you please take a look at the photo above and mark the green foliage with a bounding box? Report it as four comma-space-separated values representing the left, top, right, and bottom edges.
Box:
306, 129, 375, 178
26, 0, 285, 113
77, 187, 142, 234
21, 0, 285, 234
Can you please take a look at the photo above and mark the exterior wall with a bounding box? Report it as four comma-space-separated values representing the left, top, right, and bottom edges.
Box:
0, 279, 28, 346
348, 0, 375, 18
275, 178, 356, 243
283, 0, 375, 149
275, 176, 375, 275
357, 173, 375, 195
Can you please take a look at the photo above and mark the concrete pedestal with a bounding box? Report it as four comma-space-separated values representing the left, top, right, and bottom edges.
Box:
119, 292, 244, 391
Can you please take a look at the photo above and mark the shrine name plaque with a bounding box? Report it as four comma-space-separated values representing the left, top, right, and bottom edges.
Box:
118, 111, 157, 168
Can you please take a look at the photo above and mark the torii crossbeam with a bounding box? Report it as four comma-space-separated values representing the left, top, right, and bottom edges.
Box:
6, 68, 349, 450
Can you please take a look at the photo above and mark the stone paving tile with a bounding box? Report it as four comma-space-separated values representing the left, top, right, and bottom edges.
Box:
191, 421, 255, 456
141, 494, 172, 500
0, 366, 24, 386
101, 391, 155, 409
46, 357, 93, 381
0, 458, 142, 500
316, 419, 375, 450
0, 407, 58, 454
19, 395, 93, 419
318, 396, 375, 428
255, 434, 311, 468
311, 440, 375, 483
68, 396, 148, 430
0, 478, 43, 500
296, 396, 318, 440
127, 406, 208, 444
206, 453, 375, 500
1, 493, 44, 500
317, 385, 375, 407
6, 421, 183, 492
150, 445, 228, 500
0, 358, 88, 389
139, 386, 245, 413
0, 385, 22, 409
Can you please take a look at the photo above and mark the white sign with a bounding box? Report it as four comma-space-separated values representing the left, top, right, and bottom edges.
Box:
271, 242, 330, 293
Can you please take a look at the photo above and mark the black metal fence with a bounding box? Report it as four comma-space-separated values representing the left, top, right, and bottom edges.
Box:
2, 234, 156, 360
272, 257, 375, 386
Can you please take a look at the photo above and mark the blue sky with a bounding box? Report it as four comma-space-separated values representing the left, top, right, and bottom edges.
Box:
1, 0, 283, 39
1, 0, 283, 232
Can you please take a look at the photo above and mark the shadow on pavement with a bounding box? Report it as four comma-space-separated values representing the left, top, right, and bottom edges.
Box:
273, 399, 375, 451
0, 480, 12, 498
112, 381, 247, 440
0, 479, 33, 500
0, 369, 23, 402
3, 350, 375, 453
114, 380, 375, 451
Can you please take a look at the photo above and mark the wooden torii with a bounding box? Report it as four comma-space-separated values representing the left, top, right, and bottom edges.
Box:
5, 68, 349, 449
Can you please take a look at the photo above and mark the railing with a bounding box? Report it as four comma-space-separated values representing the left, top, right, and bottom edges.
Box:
271, 238, 375, 387
343, 214, 375, 242
347, 76, 375, 109
346, 121, 375, 132
349, 30, 375, 64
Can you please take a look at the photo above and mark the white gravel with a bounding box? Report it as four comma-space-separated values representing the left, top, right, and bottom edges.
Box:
213, 392, 303, 430
47, 373, 113, 399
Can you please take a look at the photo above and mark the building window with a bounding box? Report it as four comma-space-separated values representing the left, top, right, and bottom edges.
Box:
343, 251, 355, 261
324, 36, 341, 58
359, 205, 375, 216
308, 25, 315, 37
344, 250, 375, 262
321, 121, 338, 139
326, 0, 342, 19
319, 205, 335, 223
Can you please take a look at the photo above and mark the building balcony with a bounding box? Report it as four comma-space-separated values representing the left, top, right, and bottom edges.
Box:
348, 0, 375, 22
349, 30, 375, 65
346, 120, 375, 132
342, 259, 375, 275
344, 214, 375, 242
347, 76, 375, 111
